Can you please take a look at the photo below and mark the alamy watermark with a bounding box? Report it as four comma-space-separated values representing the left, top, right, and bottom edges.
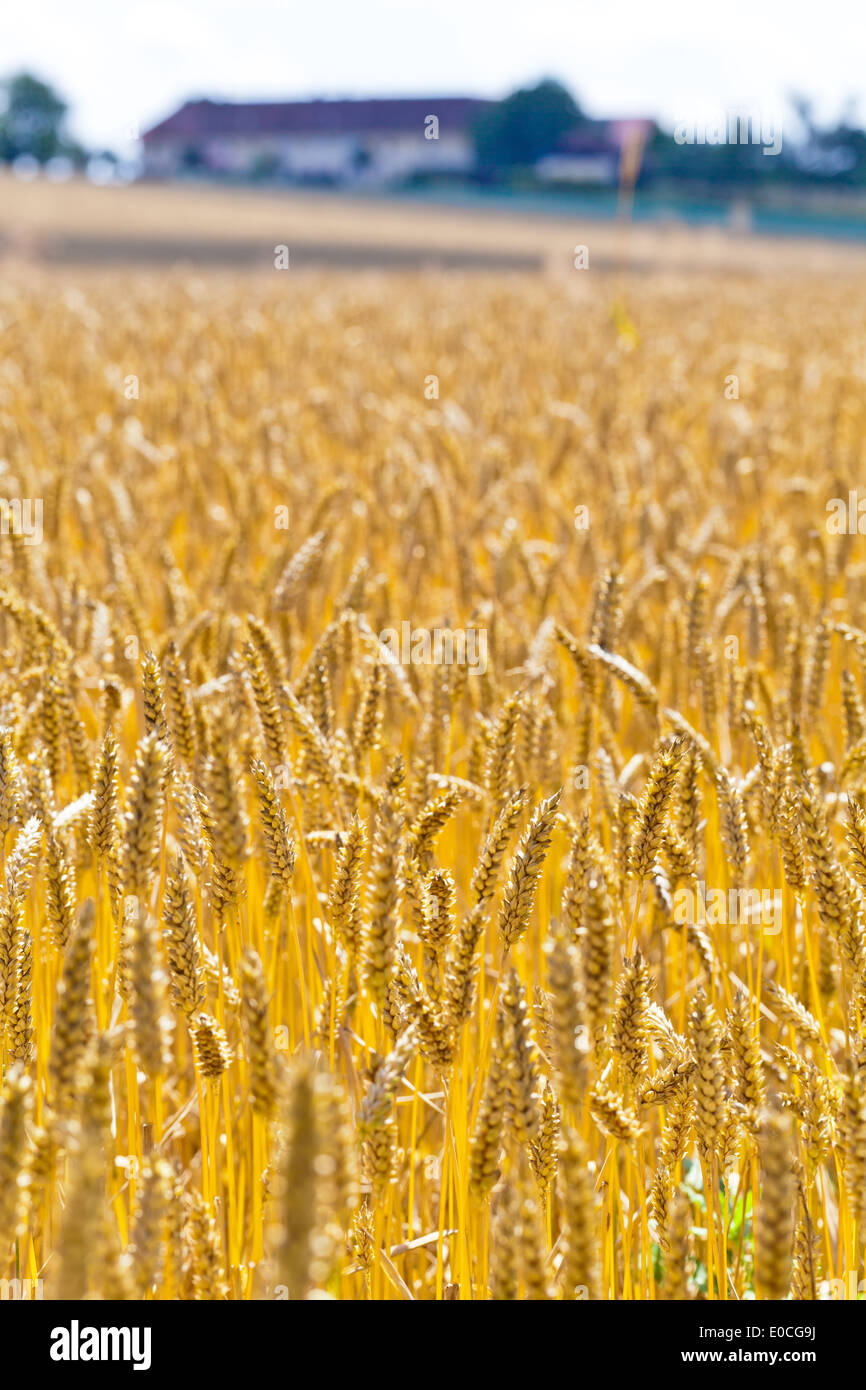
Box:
0, 497, 42, 545
674, 109, 782, 156
826, 491, 866, 534
378, 622, 487, 675
1, 1277, 43, 1299
50, 1321, 151, 1370
819, 1271, 866, 1299
673, 881, 783, 934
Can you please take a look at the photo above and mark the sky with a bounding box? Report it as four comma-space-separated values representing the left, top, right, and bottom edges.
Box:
3, 0, 862, 152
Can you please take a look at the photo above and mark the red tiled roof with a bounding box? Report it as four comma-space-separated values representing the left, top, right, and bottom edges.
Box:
143, 97, 493, 142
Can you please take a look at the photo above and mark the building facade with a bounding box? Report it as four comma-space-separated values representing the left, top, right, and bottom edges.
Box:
142, 97, 493, 184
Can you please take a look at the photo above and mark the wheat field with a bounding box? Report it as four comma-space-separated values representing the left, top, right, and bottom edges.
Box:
0, 267, 865, 1301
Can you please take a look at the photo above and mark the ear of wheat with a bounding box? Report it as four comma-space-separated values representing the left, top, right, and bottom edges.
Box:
0, 271, 861, 1303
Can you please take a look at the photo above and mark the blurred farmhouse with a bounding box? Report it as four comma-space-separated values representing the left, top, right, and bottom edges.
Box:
141, 91, 654, 188
142, 97, 494, 185
6, 71, 866, 228
535, 118, 656, 184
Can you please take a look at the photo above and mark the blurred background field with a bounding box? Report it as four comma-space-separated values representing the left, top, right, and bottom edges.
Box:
4, 173, 866, 278
6, 0, 866, 283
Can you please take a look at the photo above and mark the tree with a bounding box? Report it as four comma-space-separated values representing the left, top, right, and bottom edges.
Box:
473, 79, 583, 172
0, 72, 70, 163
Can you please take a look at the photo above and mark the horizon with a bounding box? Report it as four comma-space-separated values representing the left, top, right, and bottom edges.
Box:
4, 0, 859, 156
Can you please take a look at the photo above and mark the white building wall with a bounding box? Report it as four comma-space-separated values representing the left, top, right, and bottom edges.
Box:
279, 135, 363, 176
143, 140, 186, 176
144, 131, 475, 182
364, 133, 475, 179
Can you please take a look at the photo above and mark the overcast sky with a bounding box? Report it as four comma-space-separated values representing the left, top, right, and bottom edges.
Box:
4, 0, 860, 151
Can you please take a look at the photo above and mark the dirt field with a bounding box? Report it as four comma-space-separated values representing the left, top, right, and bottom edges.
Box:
3, 173, 866, 277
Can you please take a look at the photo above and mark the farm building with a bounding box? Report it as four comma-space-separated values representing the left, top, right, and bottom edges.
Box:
141, 97, 494, 184
535, 118, 657, 185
